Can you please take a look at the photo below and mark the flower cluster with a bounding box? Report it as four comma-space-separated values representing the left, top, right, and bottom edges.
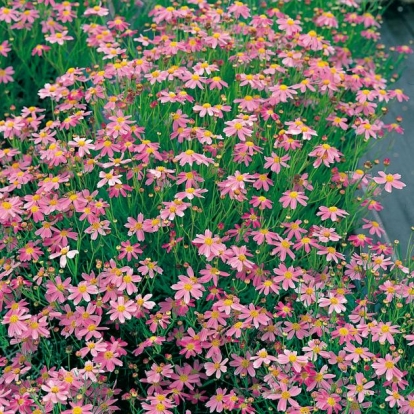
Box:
0, 1, 413, 414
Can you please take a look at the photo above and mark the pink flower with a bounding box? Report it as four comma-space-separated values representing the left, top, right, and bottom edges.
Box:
385, 389, 404, 409
193, 103, 215, 117
264, 152, 290, 173
277, 350, 308, 372
279, 190, 308, 209
347, 373, 375, 403
32, 45, 51, 56
2, 308, 31, 337
49, 246, 79, 268
230, 352, 255, 377
125, 213, 146, 241
41, 380, 69, 404
250, 195, 273, 210
273, 264, 301, 290
204, 354, 228, 379
239, 304, 270, 329
108, 297, 138, 323
46, 31, 74, 45
317, 246, 345, 263
318, 293, 347, 314
250, 349, 277, 368
315, 390, 342, 414
192, 229, 226, 260
226, 245, 255, 271
223, 119, 253, 141
373, 171, 406, 193
344, 344, 374, 363
372, 354, 403, 381
171, 266, 205, 304
317, 206, 349, 221
68, 282, 99, 305
0, 66, 14, 83
266, 382, 302, 411
277, 17, 302, 35
62, 402, 94, 414
206, 388, 227, 413
371, 322, 400, 345
97, 169, 122, 188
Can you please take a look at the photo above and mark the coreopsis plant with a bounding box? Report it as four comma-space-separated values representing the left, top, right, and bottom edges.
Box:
0, 0, 154, 117
0, 1, 413, 414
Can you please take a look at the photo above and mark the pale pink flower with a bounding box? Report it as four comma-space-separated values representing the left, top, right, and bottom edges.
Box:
171, 266, 205, 304
204, 354, 228, 379
46, 31, 74, 45
0, 66, 14, 83
347, 373, 375, 403
277, 350, 308, 372
318, 293, 347, 314
279, 190, 308, 209
108, 296, 138, 323
49, 246, 79, 268
250, 349, 277, 368
372, 355, 403, 381
317, 206, 349, 221
373, 172, 406, 193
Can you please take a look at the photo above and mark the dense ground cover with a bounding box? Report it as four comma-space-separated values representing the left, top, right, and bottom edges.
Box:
0, 0, 414, 413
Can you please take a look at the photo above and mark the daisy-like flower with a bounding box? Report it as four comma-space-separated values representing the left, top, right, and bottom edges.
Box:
226, 245, 255, 271
371, 322, 400, 345
250, 348, 277, 368
67, 282, 99, 305
239, 304, 270, 329
49, 246, 79, 268
171, 267, 205, 304
279, 190, 308, 209
318, 293, 347, 314
250, 195, 273, 210
266, 382, 302, 411
193, 103, 216, 117
347, 373, 375, 403
372, 355, 404, 381
229, 352, 255, 377
343, 344, 374, 363
317, 206, 349, 221
273, 264, 301, 290
108, 297, 138, 323
264, 152, 290, 173
373, 171, 406, 193
2, 309, 31, 337
46, 31, 74, 45
277, 350, 308, 372
97, 170, 122, 188
192, 230, 226, 260
0, 66, 14, 83
204, 354, 229, 379
223, 119, 253, 141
